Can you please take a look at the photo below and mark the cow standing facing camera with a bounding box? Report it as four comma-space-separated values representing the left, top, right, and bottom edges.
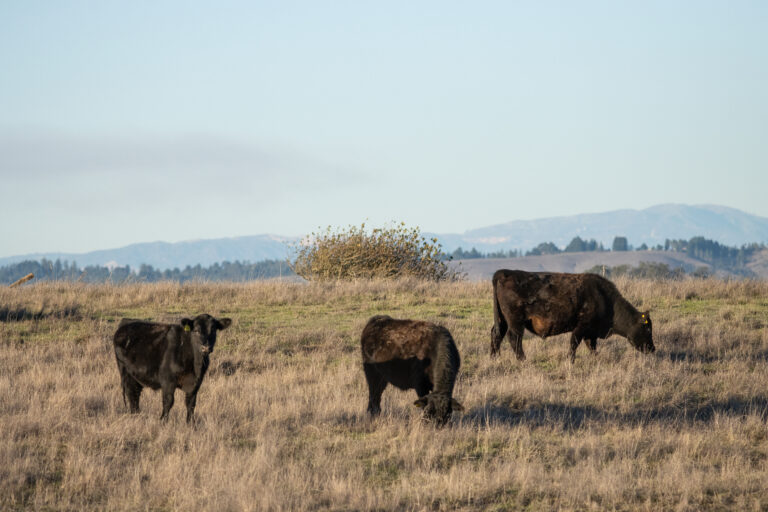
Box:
361, 315, 464, 426
113, 314, 232, 422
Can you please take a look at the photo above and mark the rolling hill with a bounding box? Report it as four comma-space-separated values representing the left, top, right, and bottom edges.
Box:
0, 235, 293, 270
2, 204, 767, 271
432, 204, 768, 253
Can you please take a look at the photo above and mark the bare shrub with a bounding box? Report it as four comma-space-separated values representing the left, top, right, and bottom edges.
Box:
290, 222, 461, 281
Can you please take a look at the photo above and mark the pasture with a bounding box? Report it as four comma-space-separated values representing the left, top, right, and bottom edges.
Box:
2, 278, 768, 511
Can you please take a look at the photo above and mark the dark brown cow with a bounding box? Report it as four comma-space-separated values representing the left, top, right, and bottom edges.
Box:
491, 269, 655, 363
361, 315, 464, 425
113, 314, 231, 422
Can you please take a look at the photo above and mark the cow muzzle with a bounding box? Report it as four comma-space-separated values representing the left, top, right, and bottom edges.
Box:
200, 346, 211, 354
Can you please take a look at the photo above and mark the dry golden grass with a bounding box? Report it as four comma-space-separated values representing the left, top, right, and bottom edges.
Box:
1, 277, 768, 511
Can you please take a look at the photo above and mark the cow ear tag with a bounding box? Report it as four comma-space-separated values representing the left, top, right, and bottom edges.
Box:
184, 325, 191, 332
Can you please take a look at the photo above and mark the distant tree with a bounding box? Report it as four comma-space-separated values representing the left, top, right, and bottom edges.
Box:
612, 236, 629, 252
585, 239, 601, 252
0, 259, 294, 284
526, 242, 561, 256
564, 236, 586, 253
564, 237, 603, 253
637, 243, 648, 251
487, 249, 519, 258
450, 247, 483, 259
665, 239, 688, 252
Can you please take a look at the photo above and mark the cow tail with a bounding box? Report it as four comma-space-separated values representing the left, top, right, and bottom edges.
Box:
432, 329, 459, 396
115, 349, 127, 409
118, 360, 127, 409
491, 274, 508, 348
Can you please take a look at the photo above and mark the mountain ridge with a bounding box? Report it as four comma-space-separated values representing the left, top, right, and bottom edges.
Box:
3, 204, 767, 270
0, 234, 294, 270
430, 204, 768, 252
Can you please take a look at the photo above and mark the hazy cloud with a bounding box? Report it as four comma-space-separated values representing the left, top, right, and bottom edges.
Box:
0, 132, 361, 184
0, 132, 367, 212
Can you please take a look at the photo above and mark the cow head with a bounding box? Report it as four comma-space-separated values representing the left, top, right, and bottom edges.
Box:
180, 314, 232, 355
627, 311, 655, 354
414, 393, 464, 426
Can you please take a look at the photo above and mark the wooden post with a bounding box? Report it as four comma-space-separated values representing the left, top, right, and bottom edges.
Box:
9, 273, 34, 288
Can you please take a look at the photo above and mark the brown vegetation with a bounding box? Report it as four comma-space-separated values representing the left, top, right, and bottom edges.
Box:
1, 278, 768, 510
291, 223, 460, 281
9, 273, 34, 288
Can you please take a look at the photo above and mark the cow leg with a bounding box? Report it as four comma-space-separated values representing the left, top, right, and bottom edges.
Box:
160, 383, 175, 421
498, 303, 526, 361
415, 376, 433, 399
184, 391, 198, 424
363, 363, 387, 416
120, 368, 143, 413
490, 301, 508, 357
507, 323, 526, 361
586, 338, 597, 354
490, 326, 503, 356
569, 333, 583, 363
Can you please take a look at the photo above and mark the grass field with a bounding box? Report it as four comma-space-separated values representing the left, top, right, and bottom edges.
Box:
2, 277, 768, 511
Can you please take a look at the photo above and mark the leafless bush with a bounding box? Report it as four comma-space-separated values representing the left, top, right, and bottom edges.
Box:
290, 222, 462, 281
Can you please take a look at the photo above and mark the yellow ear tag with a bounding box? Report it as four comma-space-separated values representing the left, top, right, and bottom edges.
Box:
184, 325, 191, 332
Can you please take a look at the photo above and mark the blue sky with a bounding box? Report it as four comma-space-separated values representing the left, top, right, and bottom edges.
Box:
1, 1, 766, 256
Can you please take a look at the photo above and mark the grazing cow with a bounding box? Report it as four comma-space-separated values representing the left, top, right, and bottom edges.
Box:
361, 315, 464, 425
491, 269, 655, 363
113, 314, 232, 422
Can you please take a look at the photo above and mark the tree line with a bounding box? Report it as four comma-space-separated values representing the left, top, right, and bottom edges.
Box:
3, 235, 765, 284
448, 236, 611, 259
448, 235, 765, 273
0, 259, 294, 285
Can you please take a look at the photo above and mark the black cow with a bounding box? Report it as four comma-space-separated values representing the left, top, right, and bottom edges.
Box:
491, 269, 655, 363
361, 315, 464, 425
113, 314, 231, 422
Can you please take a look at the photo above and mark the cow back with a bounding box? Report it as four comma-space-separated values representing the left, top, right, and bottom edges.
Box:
113, 321, 180, 389
361, 316, 443, 364
494, 270, 616, 338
